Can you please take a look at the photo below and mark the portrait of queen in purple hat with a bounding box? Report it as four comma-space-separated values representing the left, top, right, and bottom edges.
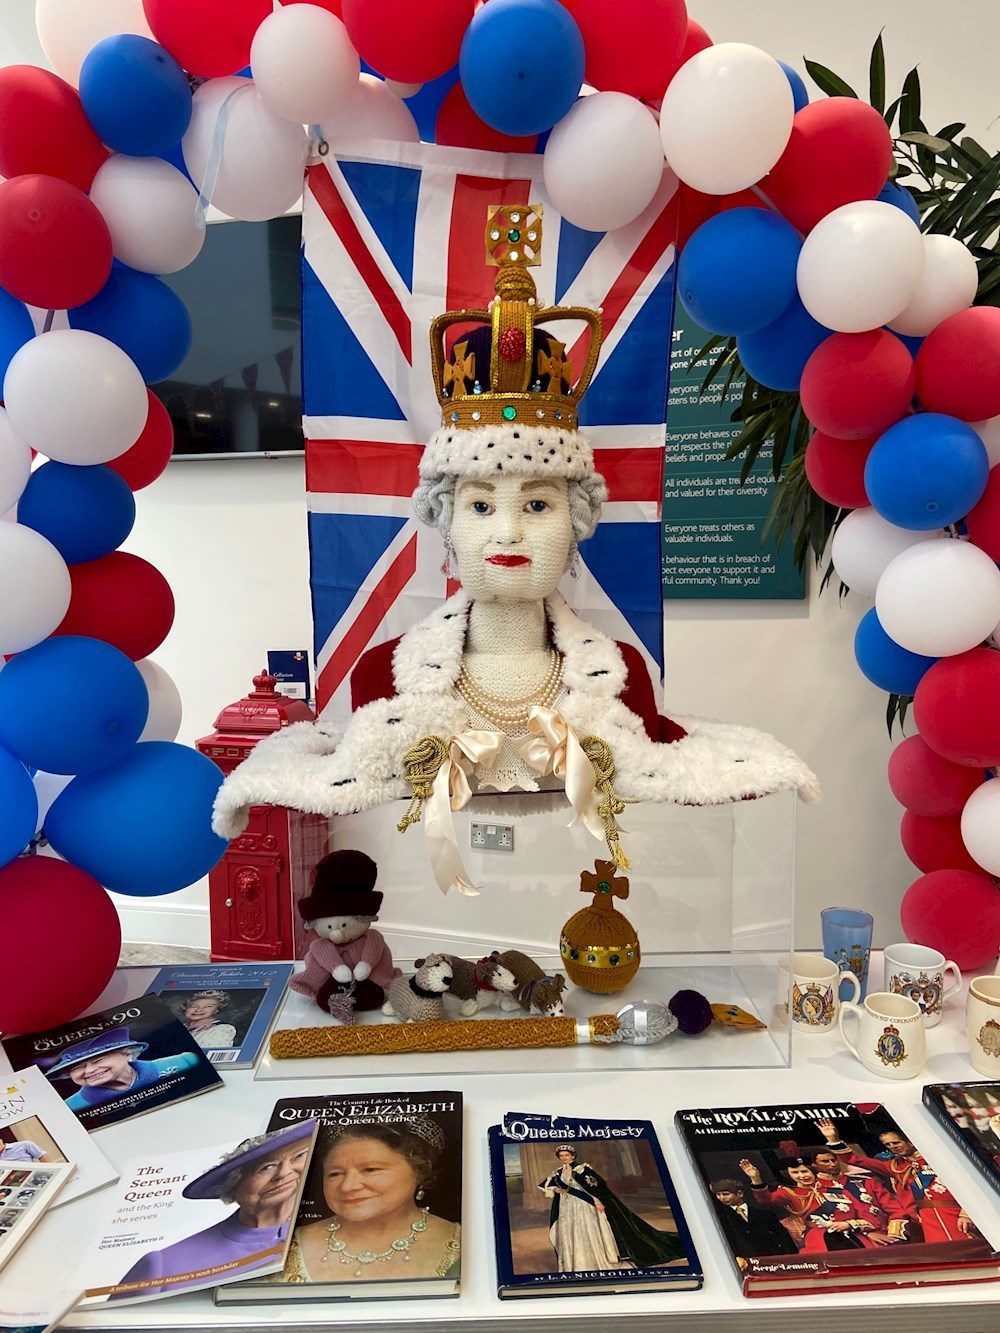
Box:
47, 1025, 201, 1111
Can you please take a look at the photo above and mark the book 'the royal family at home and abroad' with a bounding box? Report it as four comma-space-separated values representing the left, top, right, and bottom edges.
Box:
0, 994, 223, 1131
0, 1156, 75, 1274
0, 1065, 116, 1205
216, 1089, 463, 1303
675, 1099, 1000, 1297
72, 1119, 318, 1307
923, 1079, 1000, 1197
145, 962, 294, 1069
488, 1111, 702, 1299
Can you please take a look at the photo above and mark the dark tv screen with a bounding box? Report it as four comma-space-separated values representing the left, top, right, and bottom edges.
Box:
152, 214, 303, 458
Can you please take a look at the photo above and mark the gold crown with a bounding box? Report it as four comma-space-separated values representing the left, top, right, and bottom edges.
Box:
429, 204, 603, 433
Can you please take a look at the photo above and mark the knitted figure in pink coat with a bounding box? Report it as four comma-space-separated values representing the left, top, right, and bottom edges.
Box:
290, 850, 400, 1016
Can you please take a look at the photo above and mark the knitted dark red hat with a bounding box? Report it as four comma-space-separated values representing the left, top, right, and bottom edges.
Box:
298, 850, 381, 920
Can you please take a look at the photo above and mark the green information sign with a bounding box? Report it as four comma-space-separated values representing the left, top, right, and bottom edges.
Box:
662, 306, 805, 601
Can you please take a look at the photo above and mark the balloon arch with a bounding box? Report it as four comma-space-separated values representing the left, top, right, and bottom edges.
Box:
0, 0, 998, 1034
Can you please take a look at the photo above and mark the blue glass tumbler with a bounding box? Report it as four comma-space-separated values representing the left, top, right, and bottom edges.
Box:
821, 907, 874, 1001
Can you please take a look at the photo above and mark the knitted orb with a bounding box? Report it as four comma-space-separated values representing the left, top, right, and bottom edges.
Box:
669, 988, 714, 1035
559, 859, 640, 993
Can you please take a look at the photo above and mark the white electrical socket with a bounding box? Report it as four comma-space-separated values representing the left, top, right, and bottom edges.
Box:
470, 822, 514, 852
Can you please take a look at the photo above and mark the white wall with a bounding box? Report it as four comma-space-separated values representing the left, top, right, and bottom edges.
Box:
3, 1, 997, 949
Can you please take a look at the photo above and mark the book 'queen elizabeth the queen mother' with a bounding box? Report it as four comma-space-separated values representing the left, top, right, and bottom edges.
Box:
488, 1111, 702, 1298
675, 1099, 1000, 1297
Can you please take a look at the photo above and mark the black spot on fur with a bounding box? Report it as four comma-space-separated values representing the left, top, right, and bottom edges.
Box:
587, 670, 609, 677
330, 778, 356, 787
424, 662, 442, 670
387, 717, 402, 725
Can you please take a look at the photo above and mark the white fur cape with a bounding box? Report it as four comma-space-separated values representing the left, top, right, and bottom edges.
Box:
212, 591, 820, 839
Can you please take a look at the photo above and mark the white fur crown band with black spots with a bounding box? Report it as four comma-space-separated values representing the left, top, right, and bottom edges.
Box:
419, 422, 596, 483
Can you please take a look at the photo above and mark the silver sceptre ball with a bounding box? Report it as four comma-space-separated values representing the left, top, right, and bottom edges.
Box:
615, 1001, 678, 1045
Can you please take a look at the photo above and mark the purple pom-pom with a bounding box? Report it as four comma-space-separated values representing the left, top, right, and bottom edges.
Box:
668, 988, 713, 1035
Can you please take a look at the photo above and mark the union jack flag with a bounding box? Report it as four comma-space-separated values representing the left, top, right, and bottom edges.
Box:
302, 141, 679, 719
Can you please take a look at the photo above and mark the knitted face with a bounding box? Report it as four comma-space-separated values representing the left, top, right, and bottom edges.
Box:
311, 915, 371, 945
449, 473, 573, 603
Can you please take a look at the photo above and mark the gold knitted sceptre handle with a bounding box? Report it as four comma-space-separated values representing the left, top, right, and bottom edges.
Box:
396, 735, 449, 832
580, 735, 633, 869
270, 1013, 621, 1059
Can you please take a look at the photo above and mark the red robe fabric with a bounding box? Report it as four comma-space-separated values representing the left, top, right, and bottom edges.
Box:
350, 637, 687, 745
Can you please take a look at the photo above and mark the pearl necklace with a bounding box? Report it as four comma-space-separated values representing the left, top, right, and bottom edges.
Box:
456, 649, 563, 728
321, 1206, 429, 1277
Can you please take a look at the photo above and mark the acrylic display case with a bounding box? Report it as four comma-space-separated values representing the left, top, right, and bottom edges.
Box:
257, 787, 797, 1079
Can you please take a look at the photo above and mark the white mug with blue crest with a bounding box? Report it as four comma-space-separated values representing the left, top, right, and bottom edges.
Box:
838, 991, 926, 1080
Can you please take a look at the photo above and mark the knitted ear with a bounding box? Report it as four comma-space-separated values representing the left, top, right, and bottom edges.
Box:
414, 957, 426, 968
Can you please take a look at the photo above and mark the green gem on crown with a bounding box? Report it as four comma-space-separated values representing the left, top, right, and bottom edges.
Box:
598, 880, 611, 893
502, 405, 517, 420
507, 228, 521, 243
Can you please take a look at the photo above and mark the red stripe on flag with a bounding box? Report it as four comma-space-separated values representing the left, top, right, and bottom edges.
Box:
593, 446, 663, 505
446, 176, 532, 330
316, 532, 418, 713
306, 439, 423, 498
566, 198, 677, 374
307, 164, 412, 365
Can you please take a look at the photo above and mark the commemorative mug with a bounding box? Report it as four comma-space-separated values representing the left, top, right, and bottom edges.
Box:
838, 991, 926, 1080
781, 952, 860, 1034
967, 976, 1000, 1076
821, 906, 874, 1000
883, 942, 962, 1028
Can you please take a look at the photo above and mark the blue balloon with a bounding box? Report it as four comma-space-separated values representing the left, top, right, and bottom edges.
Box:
865, 413, 989, 530
17, 462, 136, 564
0, 287, 36, 385
0, 744, 38, 866
460, 0, 584, 136
69, 263, 192, 384
854, 607, 938, 695
79, 34, 192, 157
877, 179, 921, 226
778, 61, 809, 113
0, 636, 148, 776
157, 137, 193, 184
45, 743, 228, 897
737, 295, 831, 391
679, 208, 802, 337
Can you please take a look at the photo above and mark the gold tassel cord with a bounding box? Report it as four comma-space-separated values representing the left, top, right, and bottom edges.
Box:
396, 735, 449, 832
270, 1013, 622, 1059
580, 735, 633, 870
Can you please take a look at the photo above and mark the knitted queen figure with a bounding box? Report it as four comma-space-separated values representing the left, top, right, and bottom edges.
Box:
213, 204, 818, 892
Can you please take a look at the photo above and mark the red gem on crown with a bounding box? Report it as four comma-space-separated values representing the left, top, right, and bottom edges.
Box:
498, 327, 526, 362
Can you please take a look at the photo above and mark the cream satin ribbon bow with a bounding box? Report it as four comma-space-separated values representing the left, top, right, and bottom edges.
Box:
425, 729, 505, 895
517, 705, 605, 845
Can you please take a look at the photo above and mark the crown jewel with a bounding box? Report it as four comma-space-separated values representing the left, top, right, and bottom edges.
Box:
430, 204, 603, 434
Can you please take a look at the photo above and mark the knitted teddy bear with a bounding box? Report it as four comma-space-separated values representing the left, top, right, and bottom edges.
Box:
290, 850, 400, 1019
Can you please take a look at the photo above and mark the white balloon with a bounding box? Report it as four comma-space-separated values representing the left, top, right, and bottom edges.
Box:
4, 330, 149, 465
876, 538, 1000, 657
251, 6, 360, 125
184, 78, 308, 223
35, 0, 154, 87
970, 418, 1000, 469
384, 80, 423, 99
0, 408, 32, 514
34, 770, 74, 836
831, 508, 943, 599
961, 781, 1000, 874
0, 524, 71, 653
90, 156, 205, 275
888, 234, 979, 337
322, 73, 419, 145
544, 93, 665, 232
659, 44, 793, 195
136, 658, 183, 742
797, 201, 925, 333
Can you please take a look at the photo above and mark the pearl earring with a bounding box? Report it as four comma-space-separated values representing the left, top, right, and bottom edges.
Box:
441, 537, 457, 578
415, 1186, 425, 1202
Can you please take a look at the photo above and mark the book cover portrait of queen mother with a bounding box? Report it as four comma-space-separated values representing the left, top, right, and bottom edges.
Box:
212, 204, 818, 894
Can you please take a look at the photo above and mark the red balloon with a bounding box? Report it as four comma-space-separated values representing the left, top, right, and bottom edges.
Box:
0, 857, 121, 1033
280, 0, 342, 11
887, 734, 985, 817
142, 0, 273, 78
803, 431, 874, 509
667, 183, 719, 250
913, 647, 1000, 768
435, 84, 537, 153
55, 552, 175, 661
342, 0, 474, 82
966, 464, 1000, 562
676, 18, 712, 66
564, 0, 688, 100
0, 66, 108, 192
800, 331, 915, 440
0, 175, 113, 311
764, 99, 893, 234
900, 810, 985, 875
901, 868, 1000, 971
916, 307, 1000, 423
105, 392, 174, 492
717, 188, 767, 213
